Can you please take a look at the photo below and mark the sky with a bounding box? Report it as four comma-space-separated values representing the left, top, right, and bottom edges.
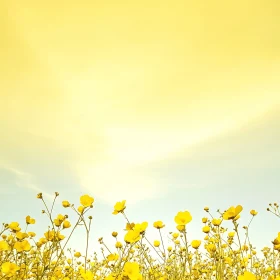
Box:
1, 0, 280, 260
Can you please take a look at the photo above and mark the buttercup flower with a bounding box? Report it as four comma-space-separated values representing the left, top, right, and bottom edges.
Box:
107, 253, 119, 262
174, 211, 192, 225
0, 240, 9, 251
14, 240, 31, 252
191, 240, 201, 249
1, 262, 20, 277
74, 251, 81, 258
212, 219, 222, 226
250, 209, 258, 216
112, 200, 126, 215
62, 200, 71, 207
9, 222, 21, 232
153, 220, 165, 229
176, 225, 186, 232
115, 241, 123, 248
134, 222, 148, 233
202, 217, 208, 223
223, 205, 243, 220
125, 222, 135, 231
154, 240, 160, 247
16, 231, 28, 240
80, 194, 94, 207
26, 215, 36, 224
124, 230, 141, 244
202, 226, 210, 233
63, 220, 71, 229
123, 262, 142, 280
78, 205, 85, 214
238, 271, 256, 280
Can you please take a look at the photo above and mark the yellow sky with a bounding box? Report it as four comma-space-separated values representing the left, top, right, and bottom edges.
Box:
1, 0, 280, 202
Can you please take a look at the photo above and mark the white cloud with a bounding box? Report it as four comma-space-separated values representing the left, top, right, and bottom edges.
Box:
0, 165, 54, 201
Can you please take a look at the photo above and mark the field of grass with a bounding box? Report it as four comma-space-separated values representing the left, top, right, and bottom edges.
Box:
0, 193, 280, 280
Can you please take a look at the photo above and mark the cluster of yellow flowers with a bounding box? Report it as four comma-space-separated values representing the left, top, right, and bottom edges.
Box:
0, 192, 280, 280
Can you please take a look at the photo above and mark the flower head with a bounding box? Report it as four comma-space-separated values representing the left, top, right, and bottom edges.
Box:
153, 220, 165, 229
62, 200, 71, 208
123, 262, 141, 280
223, 205, 243, 220
174, 211, 192, 226
26, 215, 36, 225
238, 271, 256, 280
124, 230, 141, 244
191, 240, 201, 249
113, 200, 126, 215
80, 194, 94, 207
1, 262, 20, 277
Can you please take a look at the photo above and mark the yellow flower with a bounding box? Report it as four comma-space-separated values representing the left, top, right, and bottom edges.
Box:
153, 220, 165, 229
191, 240, 201, 249
80, 269, 94, 280
225, 257, 233, 265
115, 241, 123, 248
57, 232, 65, 241
9, 222, 21, 232
250, 209, 258, 216
154, 240, 160, 247
134, 222, 148, 233
112, 231, 118, 237
80, 194, 94, 207
124, 230, 141, 244
74, 251, 81, 258
62, 200, 71, 208
123, 262, 141, 280
202, 226, 210, 233
78, 205, 85, 214
272, 233, 280, 250
16, 231, 29, 240
237, 271, 256, 280
112, 200, 126, 215
44, 230, 55, 241
1, 262, 20, 277
206, 243, 216, 253
125, 222, 135, 231
176, 225, 185, 232
223, 205, 243, 220
26, 215, 36, 224
63, 220, 71, 229
0, 240, 9, 251
37, 193, 43, 199
107, 253, 119, 262
14, 240, 31, 252
174, 211, 192, 225
212, 219, 222, 226
105, 274, 121, 280
28, 231, 36, 237
54, 214, 65, 227
202, 217, 208, 223
172, 232, 179, 239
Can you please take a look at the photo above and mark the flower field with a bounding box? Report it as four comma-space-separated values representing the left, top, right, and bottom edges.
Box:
0, 193, 280, 280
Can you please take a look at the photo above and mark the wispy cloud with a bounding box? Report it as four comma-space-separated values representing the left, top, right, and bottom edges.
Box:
1, 0, 280, 205
0, 165, 54, 201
